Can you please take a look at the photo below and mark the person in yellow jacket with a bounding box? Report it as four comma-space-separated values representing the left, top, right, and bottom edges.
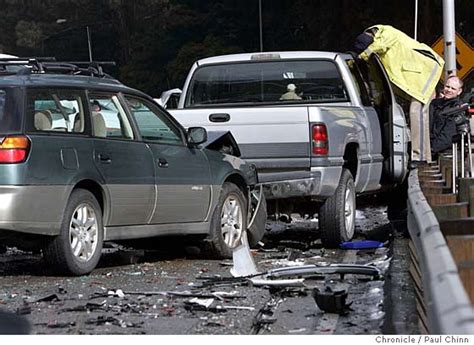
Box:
354, 24, 445, 167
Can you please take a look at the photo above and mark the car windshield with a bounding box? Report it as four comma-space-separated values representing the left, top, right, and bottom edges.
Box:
186, 59, 349, 107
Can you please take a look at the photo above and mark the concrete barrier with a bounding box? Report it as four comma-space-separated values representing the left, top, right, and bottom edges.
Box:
407, 169, 474, 334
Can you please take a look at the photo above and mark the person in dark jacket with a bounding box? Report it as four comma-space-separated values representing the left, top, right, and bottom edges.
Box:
430, 76, 464, 155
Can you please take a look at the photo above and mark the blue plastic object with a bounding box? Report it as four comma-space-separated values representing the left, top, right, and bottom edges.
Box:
340, 240, 384, 249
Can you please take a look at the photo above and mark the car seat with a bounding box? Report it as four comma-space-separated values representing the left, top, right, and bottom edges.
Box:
34, 110, 52, 131
92, 112, 107, 137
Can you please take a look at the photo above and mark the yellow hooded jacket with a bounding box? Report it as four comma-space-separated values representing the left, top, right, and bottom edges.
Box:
359, 25, 444, 104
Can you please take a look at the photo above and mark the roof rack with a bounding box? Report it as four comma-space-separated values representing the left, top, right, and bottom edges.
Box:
0, 58, 117, 79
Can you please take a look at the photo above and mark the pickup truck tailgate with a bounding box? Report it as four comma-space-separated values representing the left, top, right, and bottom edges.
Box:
170, 106, 310, 183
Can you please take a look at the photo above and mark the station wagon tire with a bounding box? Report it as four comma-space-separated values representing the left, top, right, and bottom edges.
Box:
319, 168, 355, 248
247, 194, 267, 247
43, 189, 103, 276
207, 182, 247, 258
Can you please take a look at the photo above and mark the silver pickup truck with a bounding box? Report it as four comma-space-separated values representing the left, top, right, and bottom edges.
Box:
161, 51, 409, 247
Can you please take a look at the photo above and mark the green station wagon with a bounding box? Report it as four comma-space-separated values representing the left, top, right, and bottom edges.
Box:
0, 59, 266, 275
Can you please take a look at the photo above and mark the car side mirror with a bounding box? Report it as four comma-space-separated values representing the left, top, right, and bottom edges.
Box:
187, 127, 207, 147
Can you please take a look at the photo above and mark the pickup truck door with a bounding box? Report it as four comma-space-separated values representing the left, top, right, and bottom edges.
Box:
170, 106, 311, 184
355, 55, 409, 183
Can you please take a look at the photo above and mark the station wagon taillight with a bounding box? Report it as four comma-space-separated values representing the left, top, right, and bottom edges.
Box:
312, 124, 328, 155
0, 136, 30, 163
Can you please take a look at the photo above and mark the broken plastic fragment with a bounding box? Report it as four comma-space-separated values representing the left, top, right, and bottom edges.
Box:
312, 286, 352, 315
340, 240, 384, 249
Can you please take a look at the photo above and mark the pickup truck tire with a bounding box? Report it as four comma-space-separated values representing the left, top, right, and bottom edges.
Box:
43, 189, 104, 276
247, 194, 267, 247
206, 182, 247, 258
319, 169, 356, 247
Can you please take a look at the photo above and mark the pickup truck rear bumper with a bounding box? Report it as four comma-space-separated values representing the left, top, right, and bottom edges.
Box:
262, 166, 342, 200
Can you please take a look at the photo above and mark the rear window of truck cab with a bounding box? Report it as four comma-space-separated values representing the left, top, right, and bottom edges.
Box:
186, 59, 349, 107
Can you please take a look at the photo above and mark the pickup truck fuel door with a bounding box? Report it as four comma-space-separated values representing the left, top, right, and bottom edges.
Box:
355, 55, 408, 183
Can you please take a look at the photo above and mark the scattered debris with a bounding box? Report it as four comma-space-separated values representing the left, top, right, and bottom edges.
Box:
61, 301, 107, 312
108, 289, 125, 298
46, 321, 76, 329
205, 320, 226, 327
251, 298, 282, 334
85, 315, 143, 328
183, 301, 227, 313
262, 263, 381, 280
28, 293, 61, 303
312, 286, 352, 315
188, 297, 214, 308
16, 302, 31, 315
340, 240, 384, 250
230, 232, 259, 277
250, 278, 306, 287
288, 328, 306, 334
123, 290, 245, 299
222, 305, 255, 311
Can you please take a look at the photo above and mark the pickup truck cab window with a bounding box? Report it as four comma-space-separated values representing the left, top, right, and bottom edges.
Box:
186, 60, 349, 107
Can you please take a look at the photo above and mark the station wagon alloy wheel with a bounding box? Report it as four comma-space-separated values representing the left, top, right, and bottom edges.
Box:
207, 182, 248, 258
221, 195, 244, 249
43, 189, 104, 276
69, 203, 99, 262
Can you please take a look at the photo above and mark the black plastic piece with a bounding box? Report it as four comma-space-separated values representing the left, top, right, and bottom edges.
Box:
312, 286, 352, 315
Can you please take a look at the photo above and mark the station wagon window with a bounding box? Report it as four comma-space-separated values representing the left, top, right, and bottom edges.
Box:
0, 88, 22, 134
124, 96, 183, 145
88, 94, 134, 140
27, 89, 86, 133
186, 59, 349, 107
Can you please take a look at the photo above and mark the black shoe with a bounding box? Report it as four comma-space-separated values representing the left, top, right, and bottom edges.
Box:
409, 160, 427, 169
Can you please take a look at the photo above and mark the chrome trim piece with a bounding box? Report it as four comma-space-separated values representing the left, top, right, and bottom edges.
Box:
104, 221, 210, 241
147, 184, 159, 224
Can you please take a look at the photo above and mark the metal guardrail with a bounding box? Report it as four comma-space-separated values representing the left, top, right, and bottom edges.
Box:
407, 169, 474, 334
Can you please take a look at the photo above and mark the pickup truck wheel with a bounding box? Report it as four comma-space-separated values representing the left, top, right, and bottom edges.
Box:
43, 189, 104, 276
247, 192, 267, 247
319, 169, 355, 247
207, 182, 247, 258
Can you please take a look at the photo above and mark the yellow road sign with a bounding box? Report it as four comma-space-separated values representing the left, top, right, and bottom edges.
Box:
432, 32, 474, 80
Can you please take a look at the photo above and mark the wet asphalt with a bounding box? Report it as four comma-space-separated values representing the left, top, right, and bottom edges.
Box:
0, 195, 419, 335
